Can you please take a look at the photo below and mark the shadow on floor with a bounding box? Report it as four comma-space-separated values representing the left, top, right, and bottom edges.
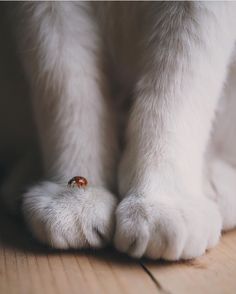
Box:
0, 205, 145, 267
1, 204, 207, 271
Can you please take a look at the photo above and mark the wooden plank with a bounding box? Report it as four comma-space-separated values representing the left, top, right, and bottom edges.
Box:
0, 209, 158, 294
144, 230, 236, 294
0, 246, 158, 294
1, 206, 236, 294
87, 251, 158, 294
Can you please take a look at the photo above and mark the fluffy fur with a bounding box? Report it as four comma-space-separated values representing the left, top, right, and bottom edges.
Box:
1, 2, 236, 260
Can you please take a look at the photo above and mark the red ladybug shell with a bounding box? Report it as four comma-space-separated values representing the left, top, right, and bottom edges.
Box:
68, 176, 88, 188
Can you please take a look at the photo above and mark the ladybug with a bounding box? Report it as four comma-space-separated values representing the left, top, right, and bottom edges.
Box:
68, 176, 88, 188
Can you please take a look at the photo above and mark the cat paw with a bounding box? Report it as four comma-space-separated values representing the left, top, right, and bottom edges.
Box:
114, 194, 222, 260
22, 182, 117, 249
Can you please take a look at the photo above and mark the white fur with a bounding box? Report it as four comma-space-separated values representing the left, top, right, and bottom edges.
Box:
23, 182, 117, 248
209, 158, 236, 231
208, 60, 236, 231
1, 2, 236, 259
115, 2, 236, 259
115, 194, 221, 260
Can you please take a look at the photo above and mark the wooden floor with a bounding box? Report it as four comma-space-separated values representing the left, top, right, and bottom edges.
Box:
0, 208, 236, 294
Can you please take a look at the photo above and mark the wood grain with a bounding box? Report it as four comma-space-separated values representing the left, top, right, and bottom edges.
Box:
0, 207, 236, 294
144, 230, 236, 294
0, 4, 236, 294
0, 209, 158, 294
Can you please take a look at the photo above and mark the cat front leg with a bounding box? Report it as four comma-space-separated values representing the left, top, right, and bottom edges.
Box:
115, 3, 236, 260
14, 3, 118, 249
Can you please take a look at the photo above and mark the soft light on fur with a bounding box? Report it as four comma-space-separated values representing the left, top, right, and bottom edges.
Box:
1, 2, 236, 260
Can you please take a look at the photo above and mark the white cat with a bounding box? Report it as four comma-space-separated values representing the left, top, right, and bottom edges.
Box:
1, 2, 236, 260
